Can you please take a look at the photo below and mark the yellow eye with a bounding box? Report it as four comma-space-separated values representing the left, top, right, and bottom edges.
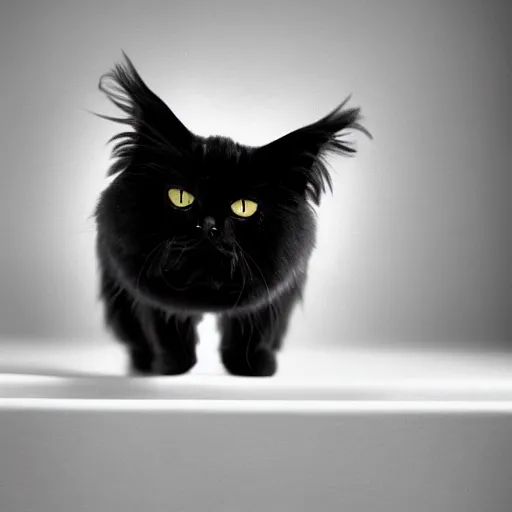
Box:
168, 188, 195, 208
231, 199, 258, 218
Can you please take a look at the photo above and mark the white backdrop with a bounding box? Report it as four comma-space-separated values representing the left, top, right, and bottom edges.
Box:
0, 0, 510, 350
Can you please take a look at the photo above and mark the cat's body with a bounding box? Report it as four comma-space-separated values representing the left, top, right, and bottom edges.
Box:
95, 54, 370, 376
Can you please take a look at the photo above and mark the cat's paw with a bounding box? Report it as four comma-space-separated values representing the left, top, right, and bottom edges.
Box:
151, 354, 196, 376
221, 347, 277, 377
129, 348, 153, 375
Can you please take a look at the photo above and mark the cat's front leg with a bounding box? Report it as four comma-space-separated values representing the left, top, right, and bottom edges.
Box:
100, 269, 154, 374
138, 307, 202, 375
100, 268, 201, 375
219, 312, 277, 376
218, 285, 301, 377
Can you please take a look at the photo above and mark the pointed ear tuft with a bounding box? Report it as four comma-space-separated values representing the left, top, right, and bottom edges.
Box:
94, 52, 194, 176
257, 96, 372, 205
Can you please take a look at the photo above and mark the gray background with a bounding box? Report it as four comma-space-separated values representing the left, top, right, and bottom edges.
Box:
1, 0, 510, 350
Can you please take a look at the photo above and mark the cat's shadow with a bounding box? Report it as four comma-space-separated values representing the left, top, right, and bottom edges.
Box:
0, 365, 228, 379
0, 365, 125, 378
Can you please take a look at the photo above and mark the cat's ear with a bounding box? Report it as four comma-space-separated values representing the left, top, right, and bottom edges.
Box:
95, 52, 195, 176
256, 97, 372, 205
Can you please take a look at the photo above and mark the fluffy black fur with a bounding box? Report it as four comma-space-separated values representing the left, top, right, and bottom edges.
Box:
95, 53, 370, 376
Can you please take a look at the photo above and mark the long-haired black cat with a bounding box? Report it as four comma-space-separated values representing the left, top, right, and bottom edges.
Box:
95, 53, 370, 377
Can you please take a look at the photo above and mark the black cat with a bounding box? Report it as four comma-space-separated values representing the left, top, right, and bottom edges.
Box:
94, 53, 370, 377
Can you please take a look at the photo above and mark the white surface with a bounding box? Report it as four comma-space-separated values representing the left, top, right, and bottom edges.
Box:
2, 333, 512, 512
2, 348, 512, 402
2, 319, 512, 401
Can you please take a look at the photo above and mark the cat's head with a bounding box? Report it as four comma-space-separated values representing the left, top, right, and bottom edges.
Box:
94, 53, 370, 312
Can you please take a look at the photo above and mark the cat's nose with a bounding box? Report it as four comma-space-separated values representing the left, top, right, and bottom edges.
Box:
200, 216, 219, 240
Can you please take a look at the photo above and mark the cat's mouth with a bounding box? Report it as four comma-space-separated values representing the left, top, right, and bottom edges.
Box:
129, 238, 254, 310
160, 266, 239, 292
209, 279, 222, 291
142, 267, 247, 311
126, 249, 264, 312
